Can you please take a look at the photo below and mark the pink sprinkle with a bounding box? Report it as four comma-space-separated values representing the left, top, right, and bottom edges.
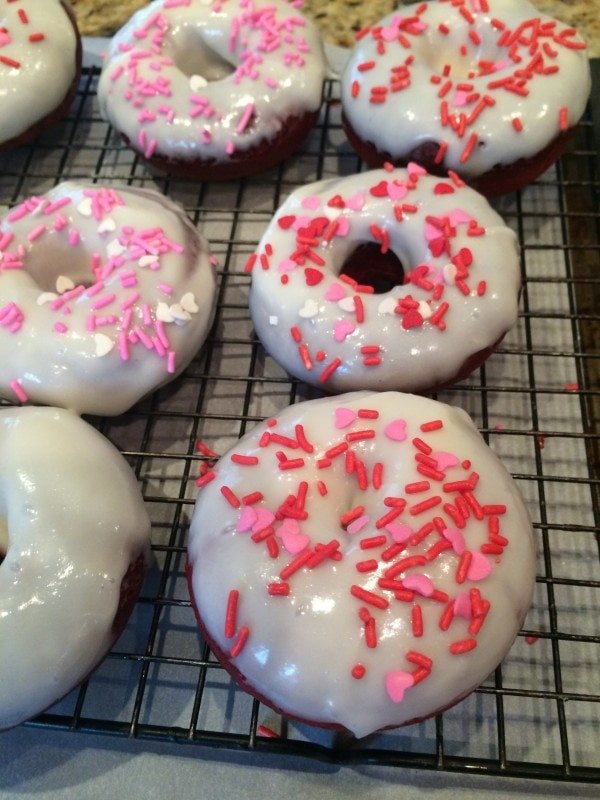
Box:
453, 592, 472, 619
467, 551, 492, 581
385, 522, 413, 543
9, 379, 28, 403
384, 419, 407, 441
442, 526, 466, 554
92, 293, 117, 311
347, 514, 370, 535
118, 331, 130, 361
235, 102, 255, 134
68, 229, 80, 247
158, 282, 173, 295
27, 223, 46, 242
53, 322, 68, 334
166, 350, 176, 373
334, 407, 357, 429
402, 573, 434, 597
385, 670, 415, 703
225, 140, 235, 155
121, 291, 140, 310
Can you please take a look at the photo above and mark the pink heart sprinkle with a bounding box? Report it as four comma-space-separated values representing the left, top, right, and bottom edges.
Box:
346, 193, 365, 211
277, 517, 300, 538
333, 319, 356, 342
407, 161, 427, 176
325, 282, 346, 302
252, 507, 275, 533
0, 32, 12, 47
236, 506, 257, 533
454, 592, 472, 619
384, 419, 407, 442
402, 573, 434, 597
448, 209, 473, 226
334, 407, 356, 429
347, 514, 370, 535
336, 217, 350, 236
433, 451, 460, 471
467, 551, 492, 581
442, 526, 465, 555
387, 182, 408, 201
385, 522, 413, 543
453, 90, 469, 107
278, 258, 298, 273
301, 195, 321, 210
292, 215, 311, 231
385, 670, 415, 703
424, 222, 439, 243
280, 528, 310, 555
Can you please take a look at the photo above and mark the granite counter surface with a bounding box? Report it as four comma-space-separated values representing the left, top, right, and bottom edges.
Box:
71, 0, 600, 56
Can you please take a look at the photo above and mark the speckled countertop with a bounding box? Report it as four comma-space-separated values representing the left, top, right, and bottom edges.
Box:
71, 0, 599, 55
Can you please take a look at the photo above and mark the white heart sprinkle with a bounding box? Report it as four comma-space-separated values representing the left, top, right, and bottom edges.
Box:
169, 303, 191, 323
338, 297, 355, 313
443, 263, 457, 285
378, 297, 397, 315
138, 255, 158, 268
418, 300, 432, 319
107, 239, 125, 258
56, 275, 75, 294
299, 299, 319, 318
269, 315, 279, 326
98, 217, 116, 234
156, 302, 174, 323
94, 333, 114, 357
77, 197, 93, 217
190, 74, 208, 92
36, 291, 58, 306
180, 292, 199, 313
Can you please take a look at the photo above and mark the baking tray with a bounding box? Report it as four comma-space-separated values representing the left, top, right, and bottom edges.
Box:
0, 63, 598, 783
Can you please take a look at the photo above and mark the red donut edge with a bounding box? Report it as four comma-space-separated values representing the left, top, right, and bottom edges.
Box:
341, 111, 579, 197
118, 109, 321, 182
0, 1, 83, 153
185, 558, 506, 740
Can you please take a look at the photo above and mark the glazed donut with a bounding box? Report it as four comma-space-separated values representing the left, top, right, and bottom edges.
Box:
0, 0, 82, 151
187, 391, 535, 737
0, 406, 150, 730
0, 181, 217, 416
340, 0, 591, 196
248, 166, 520, 394
97, 0, 327, 181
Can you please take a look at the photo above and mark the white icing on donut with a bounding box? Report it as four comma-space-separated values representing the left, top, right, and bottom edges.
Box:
340, 0, 591, 178
0, 406, 150, 730
0, 182, 217, 415
187, 391, 535, 738
97, 0, 327, 173
0, 0, 80, 147
248, 166, 520, 393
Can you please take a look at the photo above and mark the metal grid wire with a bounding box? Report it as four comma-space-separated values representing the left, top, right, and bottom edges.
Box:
0, 65, 598, 783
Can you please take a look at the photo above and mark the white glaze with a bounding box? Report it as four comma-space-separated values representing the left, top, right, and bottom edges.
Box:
0, 181, 217, 416
0, 0, 79, 147
0, 406, 150, 730
340, 0, 591, 178
249, 166, 520, 393
188, 391, 535, 738
97, 0, 327, 171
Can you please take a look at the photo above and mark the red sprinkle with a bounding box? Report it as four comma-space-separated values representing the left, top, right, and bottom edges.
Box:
229, 626, 250, 658
224, 589, 239, 638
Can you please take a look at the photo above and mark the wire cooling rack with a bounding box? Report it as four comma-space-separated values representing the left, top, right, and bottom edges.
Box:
0, 64, 598, 783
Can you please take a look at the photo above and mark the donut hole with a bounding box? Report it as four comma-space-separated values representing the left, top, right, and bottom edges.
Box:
0, 518, 7, 565
25, 244, 97, 293
339, 243, 406, 294
169, 26, 236, 82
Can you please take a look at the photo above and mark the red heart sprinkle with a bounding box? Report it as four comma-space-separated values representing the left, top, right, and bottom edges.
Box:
369, 180, 389, 197
327, 194, 346, 208
402, 309, 424, 330
434, 182, 455, 195
278, 215, 296, 229
305, 268, 324, 286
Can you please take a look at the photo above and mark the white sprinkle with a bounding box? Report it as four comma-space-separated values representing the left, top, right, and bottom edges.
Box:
94, 333, 114, 357
76, 197, 93, 217
56, 275, 75, 294
298, 299, 319, 318
378, 297, 397, 315
156, 301, 174, 323
98, 217, 117, 234
269, 315, 279, 326
36, 291, 58, 306
180, 292, 199, 313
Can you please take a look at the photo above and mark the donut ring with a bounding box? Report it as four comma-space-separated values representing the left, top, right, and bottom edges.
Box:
97, 0, 327, 181
248, 166, 520, 394
340, 0, 591, 196
187, 391, 535, 738
0, 406, 150, 731
0, 182, 217, 416
0, 0, 82, 151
